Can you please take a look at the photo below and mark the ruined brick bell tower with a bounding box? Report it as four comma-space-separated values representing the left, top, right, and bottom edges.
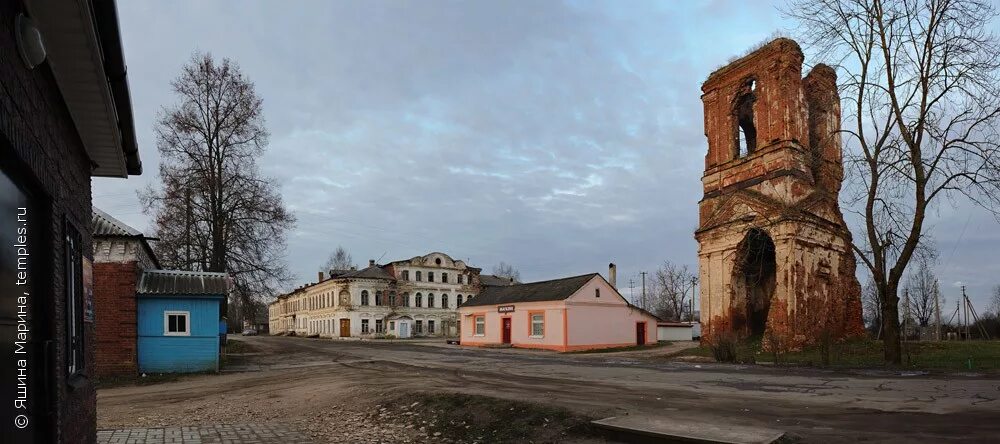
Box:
695, 38, 864, 349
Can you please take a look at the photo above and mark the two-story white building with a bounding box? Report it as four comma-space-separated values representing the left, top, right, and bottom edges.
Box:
269, 252, 511, 338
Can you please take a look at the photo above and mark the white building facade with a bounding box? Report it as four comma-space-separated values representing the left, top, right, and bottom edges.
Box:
269, 252, 502, 338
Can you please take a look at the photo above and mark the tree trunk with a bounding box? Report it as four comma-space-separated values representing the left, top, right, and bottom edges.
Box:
880, 283, 901, 364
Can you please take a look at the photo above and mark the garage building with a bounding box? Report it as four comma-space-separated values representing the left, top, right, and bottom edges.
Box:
458, 271, 659, 352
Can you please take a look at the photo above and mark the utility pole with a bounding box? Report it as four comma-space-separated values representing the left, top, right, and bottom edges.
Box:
962, 286, 969, 340
640, 272, 647, 310
690, 276, 697, 322
629, 279, 635, 304
933, 280, 941, 341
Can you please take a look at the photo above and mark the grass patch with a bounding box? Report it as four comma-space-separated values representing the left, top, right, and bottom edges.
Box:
777, 339, 1000, 371
667, 338, 1000, 372
565, 342, 671, 354
383, 392, 597, 443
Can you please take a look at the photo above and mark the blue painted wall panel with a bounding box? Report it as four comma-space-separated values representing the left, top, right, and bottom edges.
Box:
137, 296, 222, 373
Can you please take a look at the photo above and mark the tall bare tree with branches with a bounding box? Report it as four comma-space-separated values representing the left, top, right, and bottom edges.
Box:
141, 53, 295, 329
650, 261, 698, 321
785, 0, 1000, 363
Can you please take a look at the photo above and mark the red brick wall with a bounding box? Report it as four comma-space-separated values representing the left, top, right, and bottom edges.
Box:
94, 262, 139, 377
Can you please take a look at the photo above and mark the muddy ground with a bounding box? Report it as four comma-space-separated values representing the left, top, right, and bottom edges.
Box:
98, 336, 1000, 443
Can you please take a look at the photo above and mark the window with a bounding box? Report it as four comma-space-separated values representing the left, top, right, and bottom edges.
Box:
361, 290, 370, 306
362, 319, 370, 333
415, 320, 423, 334
164, 311, 191, 336
442, 272, 448, 283
402, 270, 409, 281
428, 272, 434, 282
595, 288, 600, 298
376, 319, 384, 333
457, 295, 464, 306
735, 79, 757, 158
458, 275, 464, 284
65, 222, 85, 375
531, 313, 544, 337
375, 290, 382, 306
403, 292, 410, 307
416, 271, 422, 281
389, 321, 395, 330
427, 293, 435, 308
441, 294, 449, 309
474, 316, 485, 336
428, 320, 436, 334
339, 290, 351, 306
389, 291, 397, 306
415, 293, 423, 308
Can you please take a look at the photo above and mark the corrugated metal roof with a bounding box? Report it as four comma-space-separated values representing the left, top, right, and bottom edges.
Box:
93, 206, 143, 237
137, 269, 229, 296
461, 274, 598, 307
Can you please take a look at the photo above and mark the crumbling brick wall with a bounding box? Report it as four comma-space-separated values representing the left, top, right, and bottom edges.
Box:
695, 38, 864, 350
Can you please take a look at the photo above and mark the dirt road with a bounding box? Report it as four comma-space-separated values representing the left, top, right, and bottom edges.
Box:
98, 336, 1000, 443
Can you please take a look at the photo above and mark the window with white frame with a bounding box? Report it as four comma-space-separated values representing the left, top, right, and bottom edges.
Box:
474, 316, 485, 336
376, 319, 384, 333
428, 320, 435, 334
361, 319, 370, 333
427, 293, 435, 308
441, 294, 448, 309
531, 314, 544, 337
164, 311, 191, 336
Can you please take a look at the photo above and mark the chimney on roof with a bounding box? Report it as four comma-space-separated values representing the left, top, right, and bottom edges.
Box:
609, 263, 617, 289
369, 259, 376, 267
318, 271, 324, 282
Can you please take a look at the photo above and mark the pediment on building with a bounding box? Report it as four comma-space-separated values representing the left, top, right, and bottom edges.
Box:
699, 190, 787, 232
792, 191, 845, 226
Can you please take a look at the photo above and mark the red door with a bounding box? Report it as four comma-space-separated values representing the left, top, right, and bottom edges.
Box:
636, 322, 646, 345
502, 318, 512, 344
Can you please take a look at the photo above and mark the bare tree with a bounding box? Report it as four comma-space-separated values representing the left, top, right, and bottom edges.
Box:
991, 285, 1000, 316
491, 262, 521, 283
141, 53, 295, 329
321, 246, 354, 272
650, 261, 698, 321
786, 0, 1000, 363
861, 277, 882, 334
905, 252, 939, 327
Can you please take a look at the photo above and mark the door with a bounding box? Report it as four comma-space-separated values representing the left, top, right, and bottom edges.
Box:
339, 319, 351, 337
398, 321, 410, 339
636, 322, 647, 345
502, 317, 512, 344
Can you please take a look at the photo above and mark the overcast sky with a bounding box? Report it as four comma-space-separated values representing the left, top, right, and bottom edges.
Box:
92, 0, 1000, 313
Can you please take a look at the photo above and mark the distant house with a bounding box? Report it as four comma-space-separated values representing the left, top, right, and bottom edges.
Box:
269, 252, 488, 338
459, 267, 660, 352
137, 270, 229, 373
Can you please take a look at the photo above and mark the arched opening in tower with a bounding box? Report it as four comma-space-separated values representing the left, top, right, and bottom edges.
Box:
737, 228, 776, 337
734, 79, 757, 158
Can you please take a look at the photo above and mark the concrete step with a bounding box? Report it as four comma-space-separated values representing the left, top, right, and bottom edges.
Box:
591, 415, 785, 444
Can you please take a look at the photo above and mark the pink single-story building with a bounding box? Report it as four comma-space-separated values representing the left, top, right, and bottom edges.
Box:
458, 272, 660, 352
